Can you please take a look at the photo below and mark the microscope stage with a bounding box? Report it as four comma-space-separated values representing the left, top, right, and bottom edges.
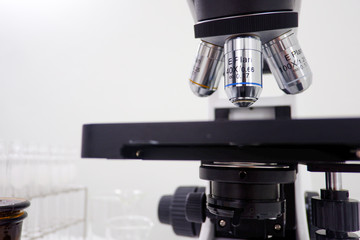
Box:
81, 118, 360, 171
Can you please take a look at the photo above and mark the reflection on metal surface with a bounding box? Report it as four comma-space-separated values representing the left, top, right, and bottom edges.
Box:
189, 41, 224, 97
264, 30, 312, 94
224, 35, 263, 107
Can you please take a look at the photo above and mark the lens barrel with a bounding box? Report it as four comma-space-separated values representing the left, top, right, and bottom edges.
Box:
224, 35, 263, 107
189, 32, 312, 105
189, 41, 224, 97
263, 30, 312, 94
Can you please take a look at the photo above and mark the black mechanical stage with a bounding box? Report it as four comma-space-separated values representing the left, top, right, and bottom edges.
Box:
81, 118, 360, 172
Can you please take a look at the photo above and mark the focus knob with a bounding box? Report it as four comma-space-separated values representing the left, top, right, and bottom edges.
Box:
158, 186, 206, 238
185, 192, 206, 223
158, 195, 173, 224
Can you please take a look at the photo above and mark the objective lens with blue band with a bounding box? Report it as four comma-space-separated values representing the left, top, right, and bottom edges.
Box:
224, 35, 263, 107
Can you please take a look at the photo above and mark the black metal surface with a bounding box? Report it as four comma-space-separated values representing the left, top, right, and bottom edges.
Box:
211, 182, 279, 200
205, 166, 288, 239
81, 118, 360, 165
312, 198, 359, 232
214, 109, 230, 121
275, 106, 292, 120
120, 144, 358, 164
305, 192, 321, 240
284, 183, 296, 236
194, 12, 298, 39
315, 229, 359, 240
194, 0, 295, 21
200, 165, 296, 183
312, 189, 360, 240
307, 164, 360, 173
213, 215, 286, 239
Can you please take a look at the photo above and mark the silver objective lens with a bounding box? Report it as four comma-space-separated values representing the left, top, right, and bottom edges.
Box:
263, 30, 312, 94
189, 41, 224, 97
224, 35, 262, 107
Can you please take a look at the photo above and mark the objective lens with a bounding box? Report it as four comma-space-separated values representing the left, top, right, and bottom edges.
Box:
263, 30, 312, 94
189, 41, 224, 97
224, 35, 263, 107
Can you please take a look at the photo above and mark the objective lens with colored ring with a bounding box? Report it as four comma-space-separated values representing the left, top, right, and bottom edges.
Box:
224, 35, 263, 107
189, 41, 224, 97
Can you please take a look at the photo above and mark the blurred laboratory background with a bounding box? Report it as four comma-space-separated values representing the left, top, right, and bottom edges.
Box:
0, 0, 359, 239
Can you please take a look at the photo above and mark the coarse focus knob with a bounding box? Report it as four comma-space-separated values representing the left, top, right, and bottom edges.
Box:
158, 186, 206, 238
185, 192, 206, 223
158, 195, 173, 225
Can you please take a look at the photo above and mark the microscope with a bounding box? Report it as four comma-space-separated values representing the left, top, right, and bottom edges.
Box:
187, 0, 311, 107
81, 0, 360, 239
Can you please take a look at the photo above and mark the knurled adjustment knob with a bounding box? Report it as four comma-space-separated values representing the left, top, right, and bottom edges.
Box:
158, 186, 205, 238
312, 189, 360, 233
158, 195, 173, 224
185, 192, 206, 223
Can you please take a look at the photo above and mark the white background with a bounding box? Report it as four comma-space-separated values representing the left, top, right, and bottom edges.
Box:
0, 0, 360, 239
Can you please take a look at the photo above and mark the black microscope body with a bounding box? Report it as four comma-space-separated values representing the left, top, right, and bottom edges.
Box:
82, 117, 360, 240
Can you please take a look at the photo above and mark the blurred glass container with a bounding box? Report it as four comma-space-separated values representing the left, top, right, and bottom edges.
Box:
114, 189, 144, 215
90, 190, 147, 239
0, 198, 30, 240
106, 216, 153, 240
90, 196, 123, 238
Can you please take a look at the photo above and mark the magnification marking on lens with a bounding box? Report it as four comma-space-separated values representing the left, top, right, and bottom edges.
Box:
224, 35, 263, 107
225, 53, 259, 83
264, 30, 312, 94
277, 48, 309, 75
